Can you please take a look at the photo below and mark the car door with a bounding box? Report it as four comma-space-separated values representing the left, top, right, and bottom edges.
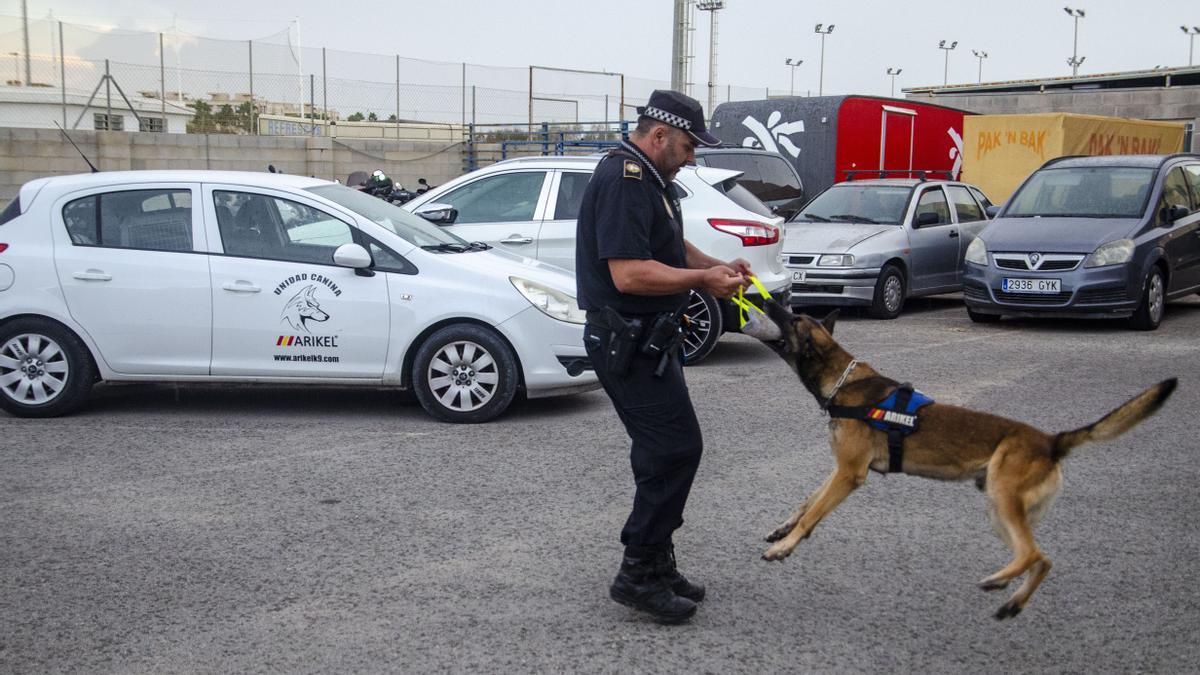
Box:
434, 170, 552, 259
538, 170, 592, 271
53, 184, 212, 375
945, 184, 989, 284
1178, 164, 1200, 291
203, 185, 390, 378
906, 186, 959, 290
1161, 165, 1200, 292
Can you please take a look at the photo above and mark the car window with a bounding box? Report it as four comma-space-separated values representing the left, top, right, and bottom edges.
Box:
1185, 165, 1200, 209
439, 171, 547, 224
914, 188, 952, 226
215, 190, 353, 264
1162, 167, 1193, 211
967, 186, 993, 211
553, 171, 592, 221
1005, 167, 1155, 218
947, 185, 985, 222
712, 179, 775, 218
700, 153, 803, 202
62, 189, 194, 252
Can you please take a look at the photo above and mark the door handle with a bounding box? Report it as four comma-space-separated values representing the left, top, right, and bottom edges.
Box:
500, 236, 534, 245
949, 231, 960, 238
73, 269, 112, 281
222, 281, 261, 293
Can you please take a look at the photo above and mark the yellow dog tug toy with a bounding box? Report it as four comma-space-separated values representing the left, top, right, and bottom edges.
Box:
729, 276, 783, 341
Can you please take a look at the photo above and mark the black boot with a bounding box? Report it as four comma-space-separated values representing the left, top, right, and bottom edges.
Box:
656, 543, 706, 603
609, 546, 697, 624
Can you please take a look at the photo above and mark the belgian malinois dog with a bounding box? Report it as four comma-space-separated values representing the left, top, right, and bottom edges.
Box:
753, 301, 1177, 619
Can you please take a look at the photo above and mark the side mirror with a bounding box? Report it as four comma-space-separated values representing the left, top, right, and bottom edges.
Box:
416, 203, 457, 224
1167, 204, 1191, 222
914, 211, 941, 227
984, 205, 1000, 218
333, 242, 372, 269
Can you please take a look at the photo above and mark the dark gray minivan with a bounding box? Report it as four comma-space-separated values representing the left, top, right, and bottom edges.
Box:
962, 154, 1200, 330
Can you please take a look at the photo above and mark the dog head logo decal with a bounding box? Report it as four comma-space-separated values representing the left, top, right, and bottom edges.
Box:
741, 112, 806, 158
281, 284, 330, 333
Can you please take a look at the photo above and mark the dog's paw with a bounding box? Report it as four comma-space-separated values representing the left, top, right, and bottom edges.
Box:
761, 542, 795, 562
764, 526, 789, 543
977, 577, 1010, 592
994, 600, 1023, 620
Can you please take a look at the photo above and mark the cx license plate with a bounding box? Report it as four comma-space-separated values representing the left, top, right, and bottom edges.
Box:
1002, 277, 1061, 293
792, 271, 807, 283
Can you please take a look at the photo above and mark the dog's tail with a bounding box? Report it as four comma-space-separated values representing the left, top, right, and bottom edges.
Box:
1051, 378, 1177, 461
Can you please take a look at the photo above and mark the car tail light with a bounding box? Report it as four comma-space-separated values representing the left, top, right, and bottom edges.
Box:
0, 243, 8, 253
708, 219, 779, 246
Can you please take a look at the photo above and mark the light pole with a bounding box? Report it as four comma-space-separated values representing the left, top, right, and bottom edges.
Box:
785, 58, 803, 96
8, 52, 17, 84
886, 67, 902, 98
1064, 7, 1086, 76
815, 23, 834, 96
971, 49, 989, 83
697, 0, 724, 117
938, 40, 958, 85
1183, 26, 1200, 67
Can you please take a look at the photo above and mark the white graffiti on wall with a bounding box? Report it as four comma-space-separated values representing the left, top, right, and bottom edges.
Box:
741, 111, 805, 157
946, 126, 964, 180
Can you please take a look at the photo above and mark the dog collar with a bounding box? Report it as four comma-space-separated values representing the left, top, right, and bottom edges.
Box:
821, 359, 860, 410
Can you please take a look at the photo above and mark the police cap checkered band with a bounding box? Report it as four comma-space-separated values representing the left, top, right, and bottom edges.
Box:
641, 106, 691, 130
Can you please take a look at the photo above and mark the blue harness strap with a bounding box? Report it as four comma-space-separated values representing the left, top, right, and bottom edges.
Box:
826, 383, 935, 472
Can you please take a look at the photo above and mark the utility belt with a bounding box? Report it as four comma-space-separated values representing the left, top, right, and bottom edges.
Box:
586, 307, 690, 378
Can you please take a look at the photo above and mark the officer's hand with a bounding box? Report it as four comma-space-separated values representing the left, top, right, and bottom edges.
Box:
728, 258, 754, 278
702, 266, 747, 299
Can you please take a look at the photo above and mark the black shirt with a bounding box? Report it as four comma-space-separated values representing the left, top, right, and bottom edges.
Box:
575, 141, 689, 315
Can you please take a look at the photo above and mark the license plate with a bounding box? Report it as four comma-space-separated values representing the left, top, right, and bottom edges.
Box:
792, 271, 807, 283
1002, 277, 1061, 293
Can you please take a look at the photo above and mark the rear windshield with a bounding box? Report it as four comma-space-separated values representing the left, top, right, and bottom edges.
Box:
793, 185, 911, 225
712, 179, 775, 218
1005, 167, 1155, 218
0, 197, 20, 226
700, 153, 803, 202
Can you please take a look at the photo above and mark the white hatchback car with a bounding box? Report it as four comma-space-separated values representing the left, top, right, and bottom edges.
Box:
0, 171, 598, 422
403, 155, 789, 363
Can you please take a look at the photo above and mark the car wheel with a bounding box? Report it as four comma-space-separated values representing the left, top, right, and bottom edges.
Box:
683, 290, 723, 365
967, 307, 1001, 324
1129, 267, 1166, 331
413, 324, 519, 423
868, 264, 906, 319
0, 318, 95, 418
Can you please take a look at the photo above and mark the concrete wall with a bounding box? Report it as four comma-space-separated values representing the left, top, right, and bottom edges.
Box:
0, 128, 466, 208
906, 86, 1200, 152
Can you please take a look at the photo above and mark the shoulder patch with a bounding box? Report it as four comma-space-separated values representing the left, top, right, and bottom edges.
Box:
623, 160, 642, 180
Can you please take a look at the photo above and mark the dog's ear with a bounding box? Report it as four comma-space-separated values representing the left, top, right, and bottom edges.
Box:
821, 309, 839, 335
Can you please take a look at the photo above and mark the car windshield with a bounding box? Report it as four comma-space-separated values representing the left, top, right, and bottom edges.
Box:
1005, 167, 1155, 218
306, 184, 469, 248
792, 185, 910, 224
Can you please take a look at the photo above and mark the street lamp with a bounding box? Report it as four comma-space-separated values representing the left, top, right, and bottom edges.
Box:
971, 49, 989, 83
1064, 7, 1086, 76
697, 0, 724, 120
1182, 26, 1200, 67
938, 40, 957, 86
815, 23, 834, 96
785, 58, 803, 96
886, 67, 902, 98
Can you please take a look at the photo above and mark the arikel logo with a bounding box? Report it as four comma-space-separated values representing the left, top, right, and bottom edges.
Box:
870, 408, 916, 428
741, 112, 805, 158
277, 335, 340, 348
281, 284, 329, 333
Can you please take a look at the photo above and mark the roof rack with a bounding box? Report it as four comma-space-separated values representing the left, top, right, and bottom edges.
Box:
844, 169, 957, 182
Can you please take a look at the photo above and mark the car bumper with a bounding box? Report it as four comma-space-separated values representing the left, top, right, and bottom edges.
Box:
499, 307, 599, 396
962, 261, 1139, 318
784, 265, 882, 307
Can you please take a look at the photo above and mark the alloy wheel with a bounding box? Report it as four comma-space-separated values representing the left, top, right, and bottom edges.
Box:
683, 292, 714, 360
425, 340, 499, 413
1148, 272, 1164, 325
0, 333, 70, 405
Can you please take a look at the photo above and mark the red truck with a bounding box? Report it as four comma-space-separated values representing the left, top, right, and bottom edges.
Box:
709, 95, 971, 198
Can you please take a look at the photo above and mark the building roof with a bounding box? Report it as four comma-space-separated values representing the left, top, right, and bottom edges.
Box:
903, 65, 1200, 96
0, 85, 194, 117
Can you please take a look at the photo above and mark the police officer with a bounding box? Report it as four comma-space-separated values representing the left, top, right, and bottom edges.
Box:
576, 90, 752, 624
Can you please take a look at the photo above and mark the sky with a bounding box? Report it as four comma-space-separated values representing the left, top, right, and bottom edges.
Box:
6, 0, 1200, 103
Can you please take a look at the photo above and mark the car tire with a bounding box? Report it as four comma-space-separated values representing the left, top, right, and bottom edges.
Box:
683, 290, 723, 365
412, 324, 519, 423
0, 318, 96, 418
967, 308, 1001, 324
868, 264, 906, 319
1129, 266, 1166, 331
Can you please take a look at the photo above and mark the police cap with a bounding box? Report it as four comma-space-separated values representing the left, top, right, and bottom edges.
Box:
635, 89, 721, 147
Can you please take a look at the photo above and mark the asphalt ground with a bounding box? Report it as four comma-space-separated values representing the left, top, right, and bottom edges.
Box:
2, 295, 1199, 673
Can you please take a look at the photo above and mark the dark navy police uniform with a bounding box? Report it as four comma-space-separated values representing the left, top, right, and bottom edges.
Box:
576, 139, 703, 548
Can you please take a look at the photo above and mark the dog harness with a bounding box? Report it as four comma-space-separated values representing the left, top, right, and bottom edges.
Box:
827, 383, 935, 473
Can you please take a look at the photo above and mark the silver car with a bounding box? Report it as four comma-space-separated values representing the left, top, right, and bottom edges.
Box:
782, 178, 992, 318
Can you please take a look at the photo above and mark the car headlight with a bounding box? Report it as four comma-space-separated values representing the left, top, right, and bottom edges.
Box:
510, 277, 586, 324
817, 254, 854, 267
964, 237, 988, 266
1084, 239, 1134, 268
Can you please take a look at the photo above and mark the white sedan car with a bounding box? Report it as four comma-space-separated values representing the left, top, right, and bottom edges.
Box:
0, 171, 598, 423
403, 155, 789, 364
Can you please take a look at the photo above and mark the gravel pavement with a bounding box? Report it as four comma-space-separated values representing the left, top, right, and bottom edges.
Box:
2, 295, 1199, 673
